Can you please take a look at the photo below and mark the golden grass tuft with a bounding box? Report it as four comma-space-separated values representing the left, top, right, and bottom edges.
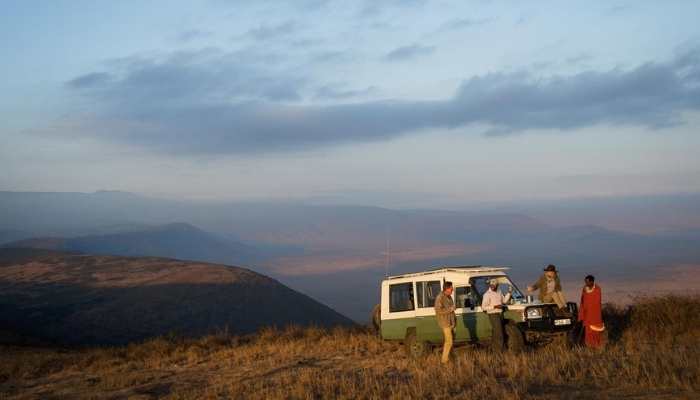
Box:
1, 295, 699, 399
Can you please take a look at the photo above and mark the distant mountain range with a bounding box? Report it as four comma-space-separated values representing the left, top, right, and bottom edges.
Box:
1, 190, 699, 321
4, 222, 256, 267
0, 248, 353, 345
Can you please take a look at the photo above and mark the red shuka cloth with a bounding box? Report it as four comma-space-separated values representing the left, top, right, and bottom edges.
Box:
579, 285, 603, 348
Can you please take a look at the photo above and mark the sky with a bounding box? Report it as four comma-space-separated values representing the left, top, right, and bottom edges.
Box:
2, 0, 700, 208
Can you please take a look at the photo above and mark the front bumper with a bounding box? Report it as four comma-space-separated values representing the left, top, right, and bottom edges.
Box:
522, 302, 578, 333
525, 318, 574, 332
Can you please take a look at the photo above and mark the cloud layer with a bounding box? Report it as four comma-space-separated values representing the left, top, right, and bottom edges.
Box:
64, 48, 700, 155
384, 44, 435, 61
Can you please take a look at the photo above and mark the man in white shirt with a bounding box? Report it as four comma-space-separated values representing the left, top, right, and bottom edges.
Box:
481, 278, 513, 352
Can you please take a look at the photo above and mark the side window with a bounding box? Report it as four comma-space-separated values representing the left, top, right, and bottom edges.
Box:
455, 286, 472, 308
389, 283, 415, 313
416, 280, 441, 308
470, 277, 490, 302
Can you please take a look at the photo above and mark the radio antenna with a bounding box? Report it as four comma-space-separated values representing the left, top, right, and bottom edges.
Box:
384, 226, 390, 277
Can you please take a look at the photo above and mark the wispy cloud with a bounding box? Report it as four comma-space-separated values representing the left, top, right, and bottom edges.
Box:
384, 44, 435, 61
438, 17, 492, 32
309, 50, 348, 63
67, 48, 305, 104
565, 53, 593, 65
175, 29, 213, 43
60, 47, 700, 155
357, 0, 427, 18
246, 21, 298, 41
605, 4, 633, 15
66, 72, 112, 89
314, 84, 377, 100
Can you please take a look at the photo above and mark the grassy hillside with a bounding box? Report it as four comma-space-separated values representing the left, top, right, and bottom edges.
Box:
1, 295, 698, 399
0, 249, 353, 346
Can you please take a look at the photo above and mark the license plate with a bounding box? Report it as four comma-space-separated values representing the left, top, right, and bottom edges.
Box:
554, 318, 571, 326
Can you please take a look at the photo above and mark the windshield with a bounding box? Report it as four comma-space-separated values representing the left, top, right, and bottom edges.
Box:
470, 275, 524, 301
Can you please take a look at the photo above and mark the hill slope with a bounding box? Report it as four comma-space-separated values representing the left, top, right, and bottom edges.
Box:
0, 248, 353, 345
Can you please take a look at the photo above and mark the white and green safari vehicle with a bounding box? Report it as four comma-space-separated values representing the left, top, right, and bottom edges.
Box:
372, 266, 578, 356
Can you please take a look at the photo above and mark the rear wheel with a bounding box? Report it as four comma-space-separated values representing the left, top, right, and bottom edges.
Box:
505, 323, 525, 352
404, 330, 428, 358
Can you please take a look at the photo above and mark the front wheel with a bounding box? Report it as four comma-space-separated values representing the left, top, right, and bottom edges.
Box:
505, 323, 525, 352
404, 330, 429, 358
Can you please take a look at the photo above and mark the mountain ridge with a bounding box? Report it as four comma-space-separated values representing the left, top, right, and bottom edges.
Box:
3, 222, 256, 267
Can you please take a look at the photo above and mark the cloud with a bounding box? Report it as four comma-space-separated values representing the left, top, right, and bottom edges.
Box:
215, 0, 331, 11
291, 38, 324, 48
384, 44, 435, 61
357, 0, 427, 18
246, 21, 298, 41
565, 53, 593, 65
69, 48, 304, 105
66, 72, 112, 89
314, 84, 377, 100
61, 48, 700, 155
309, 50, 348, 63
175, 29, 213, 43
439, 17, 492, 32
605, 4, 632, 15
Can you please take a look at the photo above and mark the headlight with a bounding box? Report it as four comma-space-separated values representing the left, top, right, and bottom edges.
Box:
526, 308, 543, 320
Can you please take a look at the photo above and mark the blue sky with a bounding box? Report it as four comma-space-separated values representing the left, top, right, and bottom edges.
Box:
2, 0, 700, 207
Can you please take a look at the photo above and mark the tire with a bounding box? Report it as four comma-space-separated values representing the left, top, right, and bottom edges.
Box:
505, 323, 525, 353
552, 332, 568, 347
370, 304, 381, 333
404, 330, 428, 358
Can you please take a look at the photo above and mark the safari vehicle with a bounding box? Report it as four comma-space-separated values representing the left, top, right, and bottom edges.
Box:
373, 266, 578, 356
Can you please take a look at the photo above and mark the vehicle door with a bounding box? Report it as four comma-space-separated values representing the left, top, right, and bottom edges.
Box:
454, 285, 480, 342
381, 281, 418, 340
414, 279, 444, 343
467, 276, 498, 341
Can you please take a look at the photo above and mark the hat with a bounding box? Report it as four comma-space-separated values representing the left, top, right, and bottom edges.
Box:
489, 278, 499, 286
543, 264, 558, 272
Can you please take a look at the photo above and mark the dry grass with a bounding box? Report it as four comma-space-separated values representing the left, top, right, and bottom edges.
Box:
2, 295, 699, 399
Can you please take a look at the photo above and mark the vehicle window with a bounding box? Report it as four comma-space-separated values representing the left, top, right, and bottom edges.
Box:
389, 282, 415, 312
471, 277, 490, 299
470, 276, 524, 301
416, 280, 441, 308
454, 286, 472, 308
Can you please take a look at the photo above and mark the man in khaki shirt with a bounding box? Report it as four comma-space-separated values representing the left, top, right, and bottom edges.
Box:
528, 264, 567, 310
434, 281, 456, 364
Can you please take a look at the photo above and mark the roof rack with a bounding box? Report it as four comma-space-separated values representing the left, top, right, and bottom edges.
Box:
386, 266, 510, 280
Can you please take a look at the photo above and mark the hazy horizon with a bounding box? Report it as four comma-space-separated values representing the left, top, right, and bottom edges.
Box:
3, 187, 700, 213
3, 189, 699, 321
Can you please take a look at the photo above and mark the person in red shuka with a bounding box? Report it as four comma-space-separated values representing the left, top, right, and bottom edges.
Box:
579, 275, 605, 348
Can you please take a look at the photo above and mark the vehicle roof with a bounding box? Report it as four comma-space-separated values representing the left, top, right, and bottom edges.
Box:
385, 266, 509, 281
